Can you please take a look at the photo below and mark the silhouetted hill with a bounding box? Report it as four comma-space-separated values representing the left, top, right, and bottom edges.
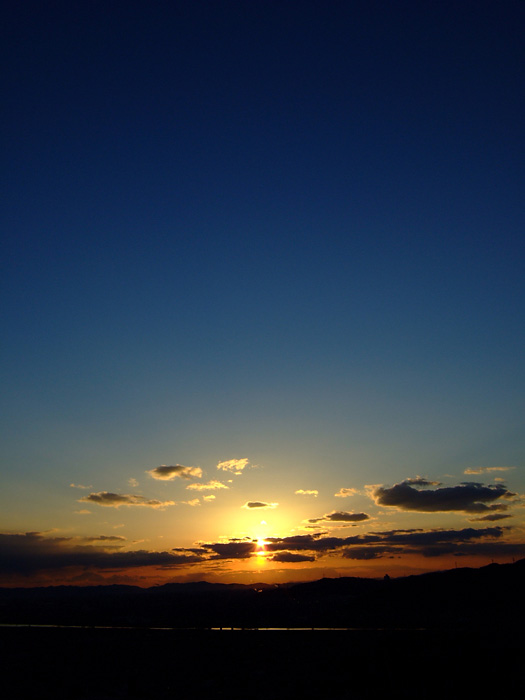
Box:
1, 559, 523, 630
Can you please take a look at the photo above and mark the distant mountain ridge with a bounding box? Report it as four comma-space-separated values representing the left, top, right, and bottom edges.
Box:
1, 559, 523, 630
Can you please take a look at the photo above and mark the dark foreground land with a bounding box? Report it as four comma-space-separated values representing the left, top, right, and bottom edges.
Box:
1, 560, 523, 698
0, 626, 521, 699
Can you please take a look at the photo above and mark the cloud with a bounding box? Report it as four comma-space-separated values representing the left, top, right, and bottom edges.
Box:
241, 501, 278, 509
403, 477, 442, 486
0, 532, 204, 575
186, 480, 228, 491
308, 511, 370, 524
217, 458, 250, 475
201, 541, 257, 559
74, 510, 91, 515
334, 488, 358, 498
4, 525, 523, 577
69, 484, 92, 489
469, 514, 513, 522
147, 465, 202, 481
203, 495, 216, 502
341, 546, 398, 560
128, 478, 139, 487
464, 467, 516, 475
269, 552, 316, 563
371, 480, 515, 514
265, 534, 346, 553
79, 492, 176, 509
262, 526, 524, 561
295, 489, 318, 497
182, 498, 200, 507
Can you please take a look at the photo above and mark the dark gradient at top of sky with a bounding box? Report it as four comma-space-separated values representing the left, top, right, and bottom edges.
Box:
1, 1, 524, 583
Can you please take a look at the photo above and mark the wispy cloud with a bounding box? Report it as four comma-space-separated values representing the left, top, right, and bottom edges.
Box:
295, 489, 318, 497
464, 467, 516, 475
69, 484, 92, 490
403, 477, 442, 486
182, 498, 200, 507
241, 501, 278, 509
217, 458, 250, 475
147, 465, 203, 481
79, 492, 176, 509
334, 487, 358, 498
186, 480, 228, 491
128, 478, 139, 488
203, 495, 216, 502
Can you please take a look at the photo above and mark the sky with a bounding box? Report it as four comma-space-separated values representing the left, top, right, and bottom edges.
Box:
1, 0, 524, 587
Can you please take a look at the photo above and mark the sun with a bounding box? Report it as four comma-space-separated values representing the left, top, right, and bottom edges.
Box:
254, 536, 268, 564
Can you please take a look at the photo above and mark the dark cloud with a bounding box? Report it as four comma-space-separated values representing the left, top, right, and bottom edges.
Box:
201, 541, 257, 559
84, 535, 127, 543
364, 527, 504, 546
0, 532, 204, 575
269, 552, 316, 563
308, 511, 370, 524
372, 480, 514, 513
265, 534, 346, 553
172, 547, 209, 555
241, 501, 278, 509
469, 514, 513, 522
263, 526, 524, 561
341, 546, 398, 560
2, 523, 524, 579
147, 465, 202, 481
79, 492, 175, 509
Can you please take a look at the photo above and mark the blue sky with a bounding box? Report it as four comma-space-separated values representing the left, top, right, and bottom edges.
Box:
1, 1, 524, 585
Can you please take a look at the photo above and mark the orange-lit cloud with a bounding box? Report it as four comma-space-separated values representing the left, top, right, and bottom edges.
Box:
147, 465, 203, 480
464, 466, 516, 475
69, 483, 92, 489
334, 487, 358, 498
182, 498, 200, 507
186, 480, 228, 491
295, 489, 318, 497
217, 458, 250, 475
